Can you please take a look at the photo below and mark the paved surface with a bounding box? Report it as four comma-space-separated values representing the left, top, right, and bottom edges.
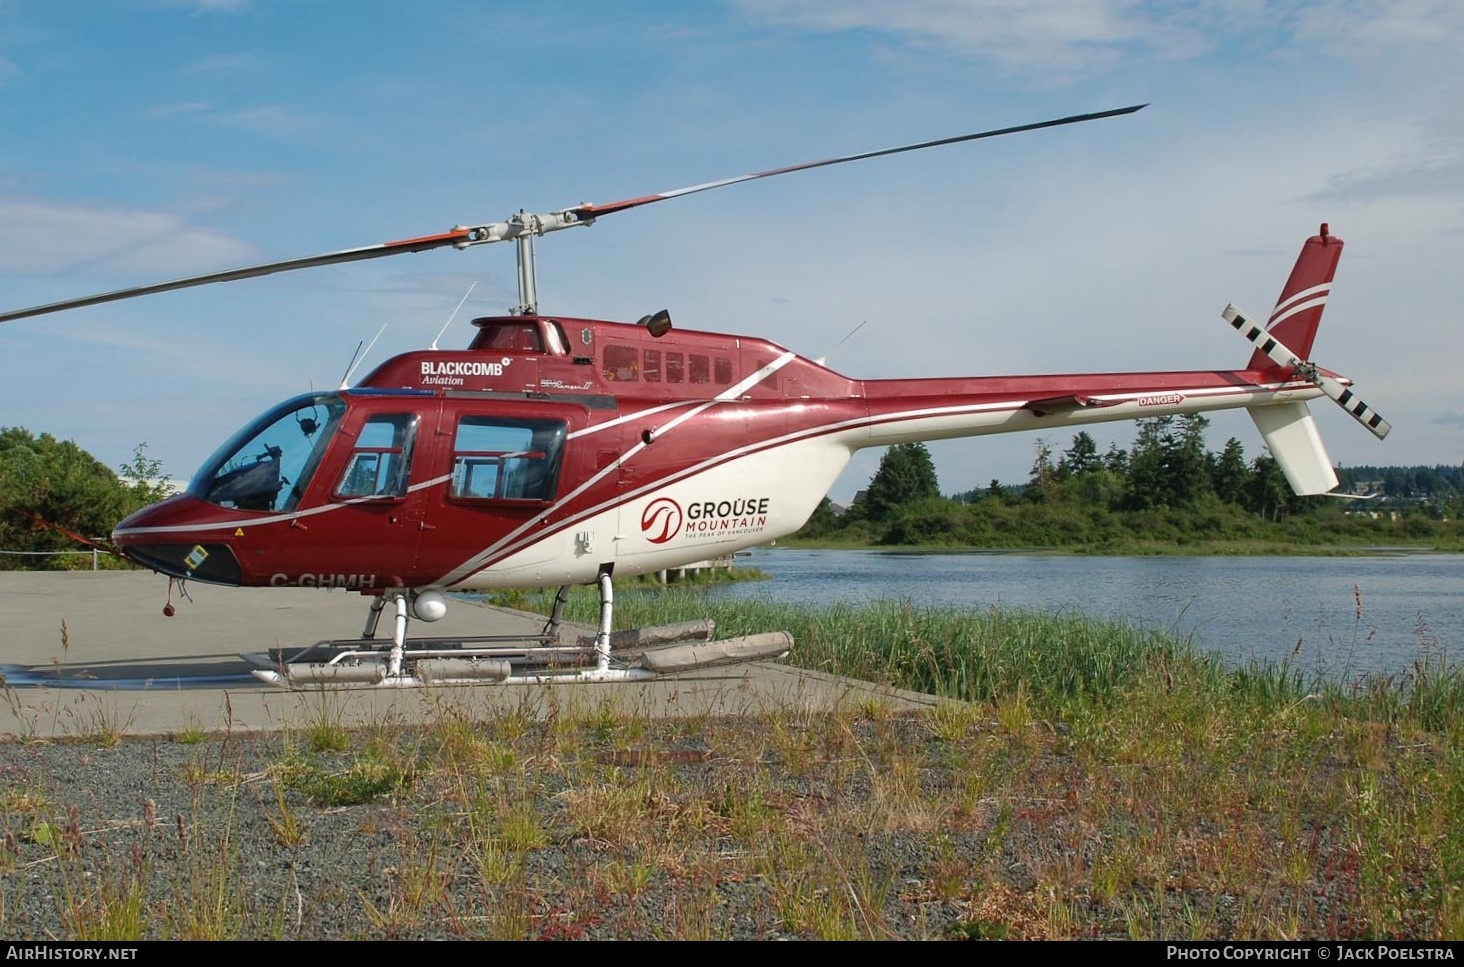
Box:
0, 572, 939, 738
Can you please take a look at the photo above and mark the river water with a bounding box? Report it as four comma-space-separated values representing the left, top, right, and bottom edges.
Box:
707, 548, 1464, 681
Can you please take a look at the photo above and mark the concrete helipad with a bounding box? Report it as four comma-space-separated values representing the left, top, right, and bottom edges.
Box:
0, 571, 939, 738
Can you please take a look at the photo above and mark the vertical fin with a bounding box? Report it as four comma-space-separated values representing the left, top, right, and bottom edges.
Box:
1247, 224, 1343, 370
1249, 402, 1339, 495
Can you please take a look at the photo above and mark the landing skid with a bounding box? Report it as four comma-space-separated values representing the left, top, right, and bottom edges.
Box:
243, 574, 792, 689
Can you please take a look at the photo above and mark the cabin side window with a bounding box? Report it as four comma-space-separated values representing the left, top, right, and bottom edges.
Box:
335, 414, 417, 499
666, 352, 684, 383
450, 417, 567, 502
643, 348, 662, 382
689, 354, 710, 384
603, 344, 639, 382
714, 356, 734, 385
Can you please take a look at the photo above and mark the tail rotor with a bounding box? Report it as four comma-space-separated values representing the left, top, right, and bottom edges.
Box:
1223, 303, 1392, 440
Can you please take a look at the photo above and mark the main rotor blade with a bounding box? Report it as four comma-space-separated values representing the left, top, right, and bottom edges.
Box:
569, 104, 1147, 219
1, 103, 1145, 324
0, 228, 477, 324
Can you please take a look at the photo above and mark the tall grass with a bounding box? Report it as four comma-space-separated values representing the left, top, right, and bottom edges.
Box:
4, 591, 1463, 939
522, 588, 1227, 702
509, 583, 1464, 728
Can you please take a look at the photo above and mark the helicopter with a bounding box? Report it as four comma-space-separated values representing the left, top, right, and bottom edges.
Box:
0, 104, 1391, 689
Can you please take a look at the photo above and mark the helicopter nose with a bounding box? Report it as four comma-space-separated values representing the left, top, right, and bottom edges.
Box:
112, 495, 243, 585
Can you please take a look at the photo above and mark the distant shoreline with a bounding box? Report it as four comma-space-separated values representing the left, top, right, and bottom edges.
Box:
772, 538, 1461, 556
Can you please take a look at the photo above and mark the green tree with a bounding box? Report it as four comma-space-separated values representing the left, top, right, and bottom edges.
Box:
1247, 454, 1297, 522
1170, 414, 1214, 506
1061, 468, 1125, 508
1103, 442, 1129, 478
1061, 431, 1101, 478
1027, 438, 1057, 501
118, 442, 172, 507
1211, 437, 1249, 504
0, 428, 140, 567
1123, 415, 1213, 509
798, 497, 842, 538
864, 443, 940, 522
1123, 416, 1172, 510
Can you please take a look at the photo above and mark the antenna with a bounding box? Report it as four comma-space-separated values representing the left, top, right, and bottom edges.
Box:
814, 320, 867, 366
431, 281, 478, 350
338, 323, 388, 389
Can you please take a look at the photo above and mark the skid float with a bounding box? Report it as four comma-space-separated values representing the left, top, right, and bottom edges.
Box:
242, 574, 792, 689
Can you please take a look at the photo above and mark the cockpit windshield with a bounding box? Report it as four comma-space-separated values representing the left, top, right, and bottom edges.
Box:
191, 393, 346, 513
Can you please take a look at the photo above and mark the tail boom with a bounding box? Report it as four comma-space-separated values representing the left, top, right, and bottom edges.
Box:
852, 371, 1326, 450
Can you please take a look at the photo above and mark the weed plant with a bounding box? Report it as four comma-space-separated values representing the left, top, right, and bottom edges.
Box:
1, 597, 1462, 939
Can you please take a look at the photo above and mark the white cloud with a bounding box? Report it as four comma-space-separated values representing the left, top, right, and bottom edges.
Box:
1311, 152, 1464, 206
0, 197, 259, 277
734, 0, 1196, 73
182, 51, 262, 74
214, 104, 318, 138
732, 0, 1464, 77
1270, 117, 1464, 217
143, 100, 321, 141
151, 0, 253, 13
1292, 0, 1464, 57
143, 101, 213, 119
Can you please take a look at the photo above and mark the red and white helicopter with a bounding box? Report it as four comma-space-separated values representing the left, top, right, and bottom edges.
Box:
0, 104, 1390, 688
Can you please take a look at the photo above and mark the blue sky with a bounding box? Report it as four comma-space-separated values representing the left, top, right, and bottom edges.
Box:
1, 0, 1460, 501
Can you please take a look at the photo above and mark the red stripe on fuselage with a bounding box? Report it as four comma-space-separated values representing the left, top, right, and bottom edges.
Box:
432, 367, 1305, 584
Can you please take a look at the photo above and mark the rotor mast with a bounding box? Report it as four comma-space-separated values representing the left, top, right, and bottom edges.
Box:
449, 208, 595, 316
515, 233, 536, 316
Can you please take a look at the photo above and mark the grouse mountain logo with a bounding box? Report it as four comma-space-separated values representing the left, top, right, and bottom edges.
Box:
640, 497, 683, 544
640, 495, 772, 544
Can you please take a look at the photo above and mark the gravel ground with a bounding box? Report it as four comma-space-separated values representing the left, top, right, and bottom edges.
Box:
1, 705, 1375, 941
0, 714, 1015, 941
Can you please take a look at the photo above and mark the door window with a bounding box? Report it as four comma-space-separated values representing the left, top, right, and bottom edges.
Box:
450, 417, 568, 501
336, 414, 418, 498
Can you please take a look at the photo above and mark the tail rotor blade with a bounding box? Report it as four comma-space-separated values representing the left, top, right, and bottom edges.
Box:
1313, 371, 1392, 440
1223, 303, 1304, 371
1223, 304, 1391, 440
